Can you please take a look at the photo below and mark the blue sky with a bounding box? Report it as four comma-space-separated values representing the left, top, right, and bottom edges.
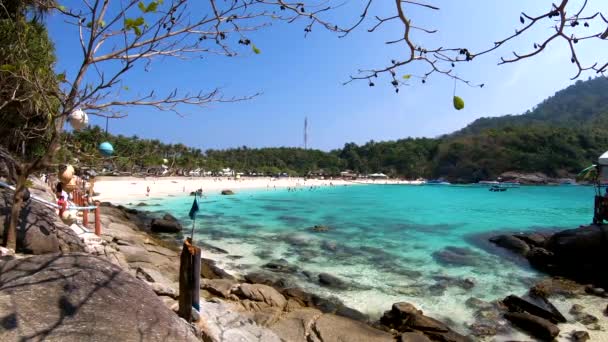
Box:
48, 1, 607, 151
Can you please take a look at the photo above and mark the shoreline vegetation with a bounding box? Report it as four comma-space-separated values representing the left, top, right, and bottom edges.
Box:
0, 155, 607, 341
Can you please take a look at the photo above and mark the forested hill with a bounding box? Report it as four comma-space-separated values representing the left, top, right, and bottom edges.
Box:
58, 77, 608, 183
454, 76, 608, 136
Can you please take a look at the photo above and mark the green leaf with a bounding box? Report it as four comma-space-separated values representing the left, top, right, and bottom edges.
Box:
86, 21, 93, 28
99, 20, 106, 28
0, 64, 16, 72
133, 26, 142, 36
133, 17, 145, 26
56, 72, 66, 82
402, 74, 411, 80
453, 96, 465, 110
123, 86, 130, 91
252, 44, 261, 54
58, 5, 67, 11
146, 2, 158, 12
138, 1, 146, 12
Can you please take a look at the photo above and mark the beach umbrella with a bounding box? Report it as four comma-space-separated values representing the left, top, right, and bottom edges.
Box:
98, 141, 114, 157
577, 164, 597, 182
68, 109, 89, 130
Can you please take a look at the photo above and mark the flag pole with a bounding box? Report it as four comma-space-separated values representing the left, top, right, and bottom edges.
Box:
190, 194, 196, 241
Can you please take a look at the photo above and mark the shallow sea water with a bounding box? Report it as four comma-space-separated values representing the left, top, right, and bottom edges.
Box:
141, 184, 595, 334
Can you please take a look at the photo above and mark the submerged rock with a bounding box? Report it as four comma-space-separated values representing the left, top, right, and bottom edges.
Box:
489, 235, 530, 256
201, 258, 235, 280
221, 189, 235, 195
263, 259, 299, 274
431, 246, 485, 267
318, 273, 349, 290
311, 225, 330, 232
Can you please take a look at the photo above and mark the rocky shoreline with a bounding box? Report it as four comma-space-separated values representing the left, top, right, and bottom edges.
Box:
1, 175, 607, 341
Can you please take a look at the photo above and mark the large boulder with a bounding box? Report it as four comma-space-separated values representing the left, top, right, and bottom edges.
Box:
150, 218, 182, 233
311, 314, 395, 342
544, 225, 608, 287
201, 258, 235, 280
0, 253, 198, 341
0, 188, 85, 254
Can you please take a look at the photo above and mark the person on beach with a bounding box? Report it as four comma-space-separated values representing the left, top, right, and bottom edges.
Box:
146, 185, 150, 197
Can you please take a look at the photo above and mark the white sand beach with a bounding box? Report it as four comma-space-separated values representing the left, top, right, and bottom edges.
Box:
92, 176, 358, 203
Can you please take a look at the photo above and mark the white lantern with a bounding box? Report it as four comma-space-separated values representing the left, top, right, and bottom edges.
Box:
68, 109, 89, 130
59, 164, 75, 184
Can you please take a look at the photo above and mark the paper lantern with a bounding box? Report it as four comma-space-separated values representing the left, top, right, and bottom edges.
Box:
99, 141, 114, 157
68, 109, 89, 130
62, 178, 77, 193
59, 164, 75, 184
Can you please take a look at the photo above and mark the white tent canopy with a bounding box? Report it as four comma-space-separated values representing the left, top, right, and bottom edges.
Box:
599, 151, 608, 166
369, 173, 388, 178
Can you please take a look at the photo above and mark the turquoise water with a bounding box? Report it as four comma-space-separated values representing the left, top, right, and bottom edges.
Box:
142, 184, 594, 331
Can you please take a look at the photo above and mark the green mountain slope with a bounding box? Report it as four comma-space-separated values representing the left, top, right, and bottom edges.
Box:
455, 77, 608, 136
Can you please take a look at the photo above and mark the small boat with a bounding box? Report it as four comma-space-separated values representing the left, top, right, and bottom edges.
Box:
500, 182, 520, 188
477, 180, 499, 186
425, 179, 451, 185
489, 185, 507, 192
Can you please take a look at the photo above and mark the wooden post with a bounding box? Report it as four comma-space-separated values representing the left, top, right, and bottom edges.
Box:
83, 207, 89, 226
178, 238, 194, 322
94, 201, 101, 236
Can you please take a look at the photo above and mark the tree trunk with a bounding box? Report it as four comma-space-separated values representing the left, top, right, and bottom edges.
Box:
5, 175, 27, 250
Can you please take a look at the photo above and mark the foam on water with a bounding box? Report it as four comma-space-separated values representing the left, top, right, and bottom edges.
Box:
140, 184, 595, 335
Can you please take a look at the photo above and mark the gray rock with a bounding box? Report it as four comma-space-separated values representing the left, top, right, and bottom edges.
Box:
0, 188, 85, 254
489, 235, 530, 255
198, 300, 281, 342
150, 218, 182, 233
401, 332, 432, 342
0, 253, 198, 341
269, 308, 322, 342
380, 302, 469, 342
311, 314, 394, 342
263, 259, 299, 274
148, 282, 178, 298
221, 189, 235, 195
201, 258, 235, 280
231, 283, 287, 309
201, 278, 237, 298
504, 312, 560, 341
571, 330, 590, 341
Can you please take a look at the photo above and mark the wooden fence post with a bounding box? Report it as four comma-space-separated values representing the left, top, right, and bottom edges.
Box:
94, 201, 101, 236
178, 238, 194, 322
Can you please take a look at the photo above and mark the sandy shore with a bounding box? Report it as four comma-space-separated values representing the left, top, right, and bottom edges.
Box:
92, 176, 360, 203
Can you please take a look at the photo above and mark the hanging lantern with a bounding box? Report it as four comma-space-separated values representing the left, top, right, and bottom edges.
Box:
58, 164, 75, 184
99, 141, 114, 157
62, 178, 77, 193
68, 109, 89, 130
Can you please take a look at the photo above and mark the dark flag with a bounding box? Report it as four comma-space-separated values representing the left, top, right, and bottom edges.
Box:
189, 196, 199, 220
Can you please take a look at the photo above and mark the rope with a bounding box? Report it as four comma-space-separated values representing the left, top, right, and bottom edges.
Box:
0, 181, 97, 211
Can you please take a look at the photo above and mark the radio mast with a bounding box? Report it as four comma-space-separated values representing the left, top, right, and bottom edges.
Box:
304, 117, 308, 149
